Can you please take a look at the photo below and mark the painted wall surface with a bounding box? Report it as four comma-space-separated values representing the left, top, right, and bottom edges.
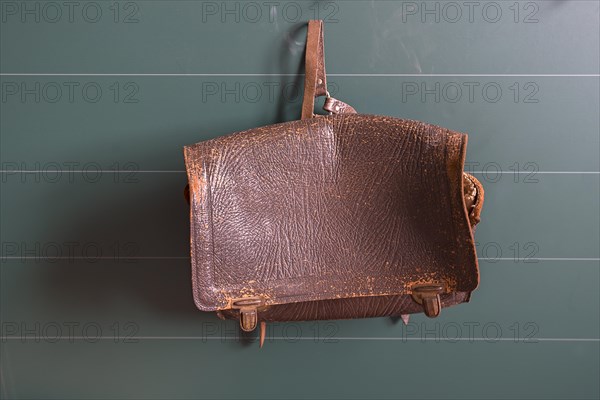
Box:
1, 1, 598, 399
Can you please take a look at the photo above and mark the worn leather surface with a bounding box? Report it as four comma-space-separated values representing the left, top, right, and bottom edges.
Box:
184, 113, 481, 315
218, 292, 472, 322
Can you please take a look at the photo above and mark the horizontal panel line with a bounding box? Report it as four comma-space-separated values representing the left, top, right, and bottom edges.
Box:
1, 0, 598, 2
480, 258, 600, 261
0, 256, 190, 260
470, 171, 600, 174
1, 336, 598, 342
1, 257, 598, 261
0, 170, 187, 173
1, 171, 599, 174
1, 73, 599, 77
1, 0, 596, 2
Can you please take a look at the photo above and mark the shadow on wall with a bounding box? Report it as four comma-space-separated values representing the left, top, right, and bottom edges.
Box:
37, 172, 200, 316
34, 24, 312, 347
274, 22, 309, 122
37, 173, 260, 346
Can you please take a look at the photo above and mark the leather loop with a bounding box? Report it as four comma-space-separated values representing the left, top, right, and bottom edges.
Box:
464, 173, 484, 227
301, 20, 328, 120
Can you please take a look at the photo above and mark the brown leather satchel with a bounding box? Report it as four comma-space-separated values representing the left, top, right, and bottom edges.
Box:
184, 20, 484, 345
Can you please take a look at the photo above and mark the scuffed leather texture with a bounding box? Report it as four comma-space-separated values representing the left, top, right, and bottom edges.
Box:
218, 292, 472, 322
184, 113, 480, 316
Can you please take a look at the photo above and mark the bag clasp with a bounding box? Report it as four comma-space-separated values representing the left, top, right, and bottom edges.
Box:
411, 284, 445, 318
231, 297, 265, 332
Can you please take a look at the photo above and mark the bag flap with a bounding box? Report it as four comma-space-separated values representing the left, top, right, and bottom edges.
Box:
184, 114, 479, 311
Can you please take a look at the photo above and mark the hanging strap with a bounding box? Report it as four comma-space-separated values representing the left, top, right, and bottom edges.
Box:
301, 20, 356, 120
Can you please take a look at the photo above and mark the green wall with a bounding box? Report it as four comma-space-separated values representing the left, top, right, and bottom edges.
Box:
1, 1, 598, 399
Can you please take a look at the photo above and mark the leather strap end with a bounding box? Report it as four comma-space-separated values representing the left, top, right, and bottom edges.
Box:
301, 20, 328, 120
324, 97, 357, 115
309, 20, 328, 97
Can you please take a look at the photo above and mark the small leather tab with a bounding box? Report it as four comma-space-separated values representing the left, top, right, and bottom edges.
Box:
259, 321, 267, 348
421, 295, 441, 318
323, 97, 357, 115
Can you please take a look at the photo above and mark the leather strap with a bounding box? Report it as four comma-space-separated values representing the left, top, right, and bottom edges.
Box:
301, 20, 328, 120
301, 20, 356, 119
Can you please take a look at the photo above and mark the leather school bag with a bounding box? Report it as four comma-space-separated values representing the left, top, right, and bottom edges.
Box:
184, 20, 485, 345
